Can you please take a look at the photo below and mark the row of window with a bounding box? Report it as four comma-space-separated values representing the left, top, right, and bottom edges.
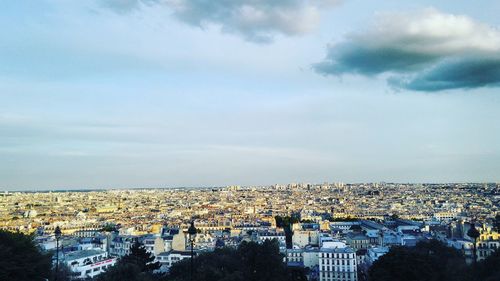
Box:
158, 256, 188, 261
83, 264, 112, 276
320, 259, 353, 265
321, 265, 355, 271
321, 272, 356, 276
320, 253, 354, 259
477, 243, 498, 249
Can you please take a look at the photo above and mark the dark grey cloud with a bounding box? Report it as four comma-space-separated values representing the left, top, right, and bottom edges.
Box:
389, 57, 500, 92
101, 0, 340, 42
315, 8, 500, 91
314, 44, 440, 76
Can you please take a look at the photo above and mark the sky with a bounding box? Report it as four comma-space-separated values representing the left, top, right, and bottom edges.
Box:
1, 0, 499, 190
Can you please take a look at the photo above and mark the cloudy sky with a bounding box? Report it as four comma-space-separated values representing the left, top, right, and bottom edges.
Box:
1, 0, 499, 190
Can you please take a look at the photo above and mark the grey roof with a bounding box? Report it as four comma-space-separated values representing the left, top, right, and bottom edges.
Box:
64, 250, 106, 261
320, 247, 355, 253
346, 232, 369, 240
368, 247, 389, 254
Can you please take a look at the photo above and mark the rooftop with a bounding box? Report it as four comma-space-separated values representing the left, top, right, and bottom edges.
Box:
65, 249, 106, 261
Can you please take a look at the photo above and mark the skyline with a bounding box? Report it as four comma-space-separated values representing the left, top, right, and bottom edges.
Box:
1, 181, 497, 193
1, 0, 500, 190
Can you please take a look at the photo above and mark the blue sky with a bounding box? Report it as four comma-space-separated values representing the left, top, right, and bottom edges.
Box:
1, 0, 499, 190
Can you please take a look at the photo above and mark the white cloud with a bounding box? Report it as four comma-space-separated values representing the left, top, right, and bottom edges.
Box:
315, 8, 500, 91
367, 8, 500, 55
101, 0, 342, 42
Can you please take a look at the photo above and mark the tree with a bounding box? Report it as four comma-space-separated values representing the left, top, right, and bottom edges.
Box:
167, 240, 306, 281
50, 263, 75, 281
275, 215, 299, 228
369, 240, 469, 281
390, 214, 399, 220
101, 224, 118, 232
275, 216, 298, 249
467, 223, 480, 264
0, 230, 52, 281
96, 263, 159, 281
120, 241, 160, 272
472, 248, 500, 281
97, 241, 162, 281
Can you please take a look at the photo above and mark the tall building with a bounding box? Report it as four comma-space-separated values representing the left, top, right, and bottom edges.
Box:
319, 247, 357, 281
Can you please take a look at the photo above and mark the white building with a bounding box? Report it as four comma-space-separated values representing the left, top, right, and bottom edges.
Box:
322, 241, 347, 249
64, 249, 117, 279
156, 250, 192, 272
433, 212, 457, 221
319, 247, 357, 281
286, 248, 304, 265
141, 235, 165, 256
285, 246, 321, 269
109, 235, 137, 257
319, 234, 336, 247
477, 239, 500, 262
193, 232, 216, 251
293, 230, 319, 248
329, 222, 360, 232
303, 248, 320, 268
161, 228, 186, 252
258, 231, 286, 243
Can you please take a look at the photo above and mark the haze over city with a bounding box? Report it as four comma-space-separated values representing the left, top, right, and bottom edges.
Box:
1, 0, 500, 190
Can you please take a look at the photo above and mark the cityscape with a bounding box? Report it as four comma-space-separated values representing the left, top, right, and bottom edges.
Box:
1, 0, 500, 281
1, 183, 499, 280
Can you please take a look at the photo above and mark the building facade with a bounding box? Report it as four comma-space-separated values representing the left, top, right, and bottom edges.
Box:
319, 247, 357, 281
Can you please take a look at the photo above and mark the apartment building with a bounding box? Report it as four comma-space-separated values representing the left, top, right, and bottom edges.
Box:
319, 247, 357, 281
